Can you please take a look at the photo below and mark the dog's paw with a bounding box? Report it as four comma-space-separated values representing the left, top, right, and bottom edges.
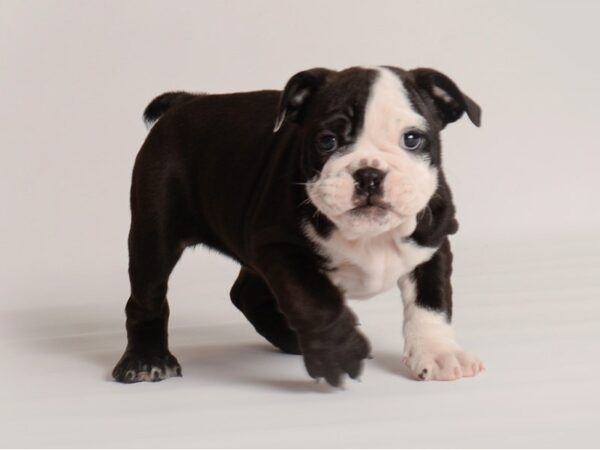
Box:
112, 350, 182, 383
403, 346, 484, 381
302, 330, 371, 387
300, 309, 371, 387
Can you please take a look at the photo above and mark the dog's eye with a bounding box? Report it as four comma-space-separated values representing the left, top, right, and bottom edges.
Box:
402, 131, 424, 151
316, 132, 338, 152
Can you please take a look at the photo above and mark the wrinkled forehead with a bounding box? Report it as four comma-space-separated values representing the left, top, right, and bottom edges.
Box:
311, 67, 427, 136
315, 67, 375, 113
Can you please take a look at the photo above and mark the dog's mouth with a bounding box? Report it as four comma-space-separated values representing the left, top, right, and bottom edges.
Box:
350, 196, 391, 216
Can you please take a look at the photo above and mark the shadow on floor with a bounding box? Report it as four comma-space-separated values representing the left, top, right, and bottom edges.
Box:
370, 351, 417, 381
5, 302, 341, 393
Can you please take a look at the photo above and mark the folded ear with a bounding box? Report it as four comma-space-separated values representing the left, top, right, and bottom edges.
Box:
410, 68, 481, 128
273, 68, 332, 132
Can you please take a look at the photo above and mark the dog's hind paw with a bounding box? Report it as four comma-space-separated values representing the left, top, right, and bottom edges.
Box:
112, 350, 182, 383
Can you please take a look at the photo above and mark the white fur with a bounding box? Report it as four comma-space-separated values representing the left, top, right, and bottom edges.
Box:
399, 275, 484, 380
305, 222, 437, 299
306, 67, 438, 240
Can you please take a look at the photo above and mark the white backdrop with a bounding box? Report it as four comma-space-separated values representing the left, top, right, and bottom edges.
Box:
1, 1, 599, 447
2, 0, 600, 279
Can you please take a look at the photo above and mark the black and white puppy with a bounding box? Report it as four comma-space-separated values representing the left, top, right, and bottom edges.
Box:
113, 66, 483, 387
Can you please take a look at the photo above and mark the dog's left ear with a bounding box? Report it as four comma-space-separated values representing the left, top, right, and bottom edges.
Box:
273, 68, 333, 132
410, 68, 481, 128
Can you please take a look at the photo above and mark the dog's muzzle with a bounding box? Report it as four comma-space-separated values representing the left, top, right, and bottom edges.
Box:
352, 167, 388, 210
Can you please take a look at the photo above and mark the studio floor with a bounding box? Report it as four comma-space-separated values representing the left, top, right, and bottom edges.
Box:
1, 236, 599, 448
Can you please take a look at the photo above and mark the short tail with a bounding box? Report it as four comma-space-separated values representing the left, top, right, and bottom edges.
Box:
143, 91, 197, 126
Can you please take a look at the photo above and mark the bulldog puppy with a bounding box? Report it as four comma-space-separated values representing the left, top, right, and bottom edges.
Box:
112, 66, 483, 387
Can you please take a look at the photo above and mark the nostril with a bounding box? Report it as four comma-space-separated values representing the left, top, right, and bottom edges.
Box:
353, 167, 386, 195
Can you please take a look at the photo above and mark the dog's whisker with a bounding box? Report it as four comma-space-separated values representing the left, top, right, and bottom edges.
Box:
297, 197, 312, 207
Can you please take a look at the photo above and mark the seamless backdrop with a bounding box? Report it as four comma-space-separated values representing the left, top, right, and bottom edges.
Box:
1, 1, 599, 448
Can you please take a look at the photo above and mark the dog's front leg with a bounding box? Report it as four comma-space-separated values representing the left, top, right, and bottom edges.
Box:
399, 239, 484, 381
257, 246, 370, 387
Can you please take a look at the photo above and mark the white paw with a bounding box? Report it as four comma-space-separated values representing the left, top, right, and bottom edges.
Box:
403, 347, 484, 381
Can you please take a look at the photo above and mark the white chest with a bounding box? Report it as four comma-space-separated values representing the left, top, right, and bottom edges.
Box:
306, 226, 438, 299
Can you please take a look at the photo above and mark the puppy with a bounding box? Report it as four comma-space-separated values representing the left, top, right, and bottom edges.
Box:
112, 66, 483, 387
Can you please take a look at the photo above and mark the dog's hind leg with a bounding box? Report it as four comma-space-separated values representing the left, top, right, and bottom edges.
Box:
112, 220, 184, 383
230, 268, 301, 355
112, 158, 189, 383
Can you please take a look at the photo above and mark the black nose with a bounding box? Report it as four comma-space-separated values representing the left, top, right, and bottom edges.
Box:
353, 167, 385, 196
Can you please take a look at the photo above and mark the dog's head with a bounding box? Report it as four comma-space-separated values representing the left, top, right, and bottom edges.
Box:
274, 66, 480, 240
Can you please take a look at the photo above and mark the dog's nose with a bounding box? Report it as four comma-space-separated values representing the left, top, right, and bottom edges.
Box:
353, 167, 385, 196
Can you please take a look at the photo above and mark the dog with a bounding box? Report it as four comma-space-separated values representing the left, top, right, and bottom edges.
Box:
112, 65, 483, 387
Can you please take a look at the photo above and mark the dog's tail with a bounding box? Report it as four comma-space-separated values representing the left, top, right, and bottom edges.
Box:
143, 91, 197, 127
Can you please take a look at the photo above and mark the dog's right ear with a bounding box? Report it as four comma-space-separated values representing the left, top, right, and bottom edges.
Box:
273, 68, 332, 132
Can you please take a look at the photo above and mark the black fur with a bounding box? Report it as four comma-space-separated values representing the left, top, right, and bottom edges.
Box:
143, 91, 198, 125
112, 66, 480, 386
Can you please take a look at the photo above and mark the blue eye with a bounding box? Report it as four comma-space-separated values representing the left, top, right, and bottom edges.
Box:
402, 131, 424, 150
316, 132, 338, 152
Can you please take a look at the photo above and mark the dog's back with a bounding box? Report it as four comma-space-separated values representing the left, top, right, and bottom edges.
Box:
143, 91, 199, 126
132, 89, 297, 263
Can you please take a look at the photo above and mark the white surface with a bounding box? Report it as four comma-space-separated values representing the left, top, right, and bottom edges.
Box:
2, 0, 600, 448
1, 238, 599, 447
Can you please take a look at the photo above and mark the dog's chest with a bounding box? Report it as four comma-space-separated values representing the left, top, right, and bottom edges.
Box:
308, 228, 437, 299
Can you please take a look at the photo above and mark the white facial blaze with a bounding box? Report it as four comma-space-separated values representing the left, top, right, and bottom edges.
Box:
307, 67, 438, 240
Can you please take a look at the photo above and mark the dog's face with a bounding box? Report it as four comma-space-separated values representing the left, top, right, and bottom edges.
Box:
274, 66, 480, 240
